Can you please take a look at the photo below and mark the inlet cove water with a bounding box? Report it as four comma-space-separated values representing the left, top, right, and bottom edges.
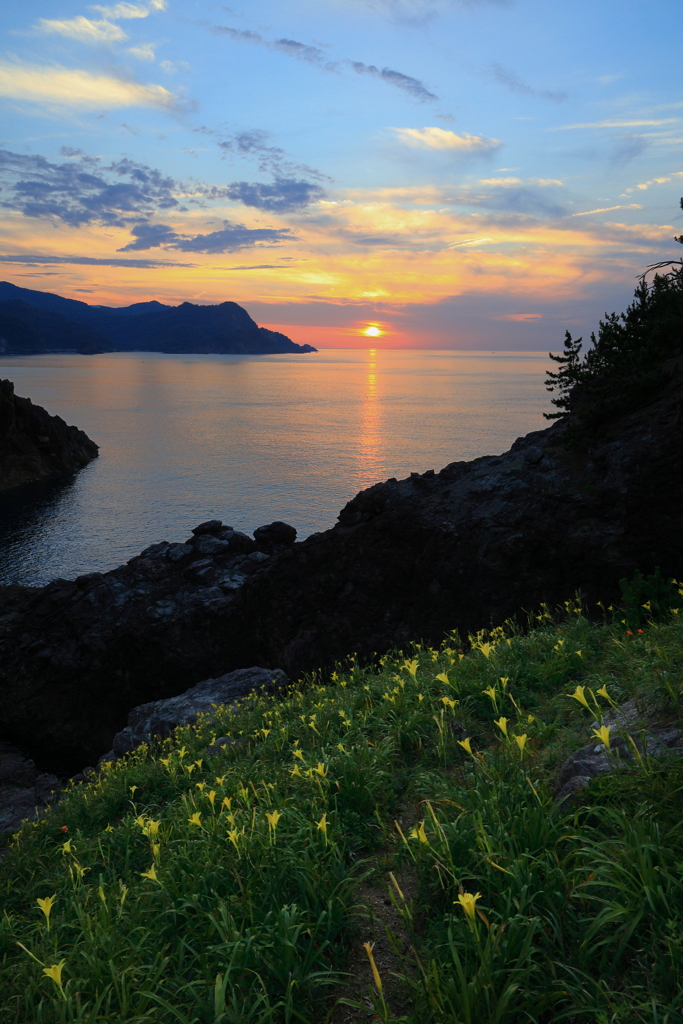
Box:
0, 349, 552, 587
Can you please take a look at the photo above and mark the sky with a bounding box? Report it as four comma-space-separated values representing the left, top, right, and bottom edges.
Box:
0, 0, 681, 349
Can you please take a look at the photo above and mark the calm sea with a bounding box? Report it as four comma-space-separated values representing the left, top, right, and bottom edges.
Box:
0, 349, 552, 587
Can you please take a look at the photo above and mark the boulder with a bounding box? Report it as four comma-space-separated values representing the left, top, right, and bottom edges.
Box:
254, 521, 297, 548
106, 666, 289, 760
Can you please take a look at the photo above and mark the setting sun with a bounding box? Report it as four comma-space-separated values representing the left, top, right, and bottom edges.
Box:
363, 326, 383, 337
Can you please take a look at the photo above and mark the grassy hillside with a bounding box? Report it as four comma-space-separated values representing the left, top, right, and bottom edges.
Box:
1, 599, 682, 1023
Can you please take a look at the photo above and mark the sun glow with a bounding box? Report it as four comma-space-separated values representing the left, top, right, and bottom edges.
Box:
363, 325, 383, 337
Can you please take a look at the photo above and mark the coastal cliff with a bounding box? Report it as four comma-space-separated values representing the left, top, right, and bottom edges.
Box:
0, 379, 99, 493
1, 359, 682, 765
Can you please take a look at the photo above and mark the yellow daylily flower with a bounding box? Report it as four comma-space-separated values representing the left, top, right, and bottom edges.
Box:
568, 685, 591, 711
188, 812, 202, 827
410, 821, 429, 844
42, 960, 66, 990
494, 717, 509, 738
435, 672, 450, 687
514, 734, 528, 758
404, 659, 419, 679
455, 891, 481, 921
266, 810, 282, 831
36, 895, 56, 931
317, 814, 328, 835
592, 725, 612, 749
457, 737, 473, 755
293, 749, 305, 761
140, 865, 158, 882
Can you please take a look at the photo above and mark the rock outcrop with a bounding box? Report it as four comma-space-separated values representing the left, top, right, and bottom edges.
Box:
554, 699, 683, 804
1, 367, 683, 766
0, 379, 99, 492
0, 741, 59, 834
104, 665, 289, 761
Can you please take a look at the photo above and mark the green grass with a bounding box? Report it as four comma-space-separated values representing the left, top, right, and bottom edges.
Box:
1, 600, 683, 1023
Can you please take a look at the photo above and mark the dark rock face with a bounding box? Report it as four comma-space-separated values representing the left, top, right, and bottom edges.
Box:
0, 379, 99, 492
1, 374, 683, 766
105, 666, 289, 761
0, 741, 59, 833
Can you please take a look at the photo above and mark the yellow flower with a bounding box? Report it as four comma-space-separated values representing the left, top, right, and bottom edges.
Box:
215, 775, 226, 786
129, 785, 137, 795
221, 796, 232, 810
499, 677, 509, 690
455, 891, 481, 921
61, 840, 72, 854
293, 749, 305, 761
290, 764, 303, 778
568, 685, 591, 710
266, 810, 282, 831
140, 865, 158, 882
592, 725, 612, 749
98, 885, 106, 903
104, 824, 113, 833
494, 717, 509, 738
42, 960, 66, 989
410, 821, 429, 844
196, 782, 205, 792
227, 829, 241, 850
514, 734, 528, 757
363, 942, 383, 995
477, 642, 495, 659
440, 696, 459, 710
151, 843, 161, 858
36, 895, 56, 931
596, 685, 616, 707
207, 790, 217, 808
313, 762, 328, 777
159, 757, 171, 767
317, 814, 328, 836
404, 659, 419, 679
435, 672, 450, 687
337, 743, 347, 753
457, 737, 473, 755
188, 812, 202, 827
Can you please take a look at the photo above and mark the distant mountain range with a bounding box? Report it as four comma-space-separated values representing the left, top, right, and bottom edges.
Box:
0, 281, 316, 356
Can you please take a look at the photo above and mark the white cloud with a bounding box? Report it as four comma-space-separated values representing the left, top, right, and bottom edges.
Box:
390, 126, 502, 154
551, 118, 678, 131
90, 2, 153, 16
37, 16, 127, 43
128, 42, 157, 61
478, 177, 562, 187
0, 61, 179, 109
622, 171, 683, 193
571, 204, 643, 216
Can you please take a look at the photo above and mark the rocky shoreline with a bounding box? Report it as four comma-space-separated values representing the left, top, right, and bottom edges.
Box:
1, 360, 683, 777
0, 378, 99, 492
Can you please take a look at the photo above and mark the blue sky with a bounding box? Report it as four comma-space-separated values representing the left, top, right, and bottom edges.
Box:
0, 0, 681, 347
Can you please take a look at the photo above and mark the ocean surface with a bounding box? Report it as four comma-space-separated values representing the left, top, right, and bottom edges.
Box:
0, 349, 552, 587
